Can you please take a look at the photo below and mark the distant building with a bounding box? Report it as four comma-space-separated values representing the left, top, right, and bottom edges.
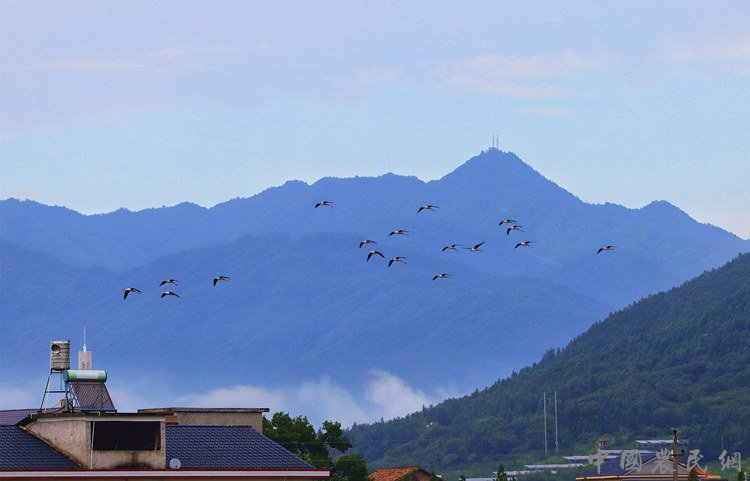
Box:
370, 466, 435, 481
575, 452, 722, 481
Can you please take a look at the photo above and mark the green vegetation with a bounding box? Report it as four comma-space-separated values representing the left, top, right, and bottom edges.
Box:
263, 411, 360, 474
348, 254, 750, 472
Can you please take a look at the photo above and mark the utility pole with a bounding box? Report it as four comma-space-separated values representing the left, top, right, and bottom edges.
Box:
543, 391, 548, 457
672, 429, 680, 481
554, 391, 559, 453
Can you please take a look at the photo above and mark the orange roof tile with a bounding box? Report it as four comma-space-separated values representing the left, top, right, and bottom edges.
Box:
370, 467, 426, 481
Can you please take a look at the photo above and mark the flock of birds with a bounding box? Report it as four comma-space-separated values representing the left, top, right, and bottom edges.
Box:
318, 200, 615, 282
122, 199, 615, 298
123, 275, 229, 300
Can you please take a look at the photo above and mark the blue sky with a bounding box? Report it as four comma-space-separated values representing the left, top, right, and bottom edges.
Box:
2, 1, 749, 237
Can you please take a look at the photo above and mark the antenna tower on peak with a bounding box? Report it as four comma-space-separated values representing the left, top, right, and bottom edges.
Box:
491, 133, 500, 150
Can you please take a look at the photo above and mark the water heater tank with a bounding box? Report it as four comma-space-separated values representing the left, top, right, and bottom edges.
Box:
50, 340, 71, 371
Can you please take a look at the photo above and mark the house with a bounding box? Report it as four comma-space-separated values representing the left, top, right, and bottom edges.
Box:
1, 406, 330, 480
1, 341, 329, 480
370, 466, 435, 481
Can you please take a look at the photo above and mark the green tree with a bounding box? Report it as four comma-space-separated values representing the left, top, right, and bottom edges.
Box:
331, 454, 370, 481
737, 471, 747, 481
496, 464, 508, 481
687, 468, 700, 481
459, 474, 467, 481
263, 412, 352, 468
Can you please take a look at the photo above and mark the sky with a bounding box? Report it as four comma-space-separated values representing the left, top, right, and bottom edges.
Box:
1, 1, 749, 238
1, 2, 750, 424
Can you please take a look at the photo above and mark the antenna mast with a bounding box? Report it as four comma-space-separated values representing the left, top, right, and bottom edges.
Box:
78, 323, 92, 370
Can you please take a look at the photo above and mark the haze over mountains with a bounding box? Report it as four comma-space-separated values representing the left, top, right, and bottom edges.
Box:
1, 149, 747, 413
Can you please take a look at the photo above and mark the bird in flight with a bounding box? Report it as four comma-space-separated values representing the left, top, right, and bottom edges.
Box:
359, 239, 377, 248
161, 291, 180, 298
465, 242, 485, 252
506, 225, 524, 235
367, 250, 386, 261
432, 273, 450, 281
442, 244, 461, 251
123, 287, 142, 299
315, 201, 333, 208
498, 219, 517, 226
597, 245, 615, 254
213, 275, 230, 286
389, 229, 409, 236
159, 279, 179, 286
514, 241, 534, 249
418, 205, 439, 213
388, 257, 407, 267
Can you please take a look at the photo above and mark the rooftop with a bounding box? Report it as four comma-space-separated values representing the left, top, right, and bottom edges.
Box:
166, 425, 313, 469
0, 425, 77, 470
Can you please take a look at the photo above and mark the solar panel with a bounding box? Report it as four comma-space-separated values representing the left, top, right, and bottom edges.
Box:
68, 381, 116, 412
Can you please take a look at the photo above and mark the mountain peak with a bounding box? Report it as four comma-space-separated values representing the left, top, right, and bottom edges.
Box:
436, 149, 580, 206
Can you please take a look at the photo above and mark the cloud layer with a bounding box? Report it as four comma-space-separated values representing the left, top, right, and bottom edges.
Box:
176, 370, 437, 427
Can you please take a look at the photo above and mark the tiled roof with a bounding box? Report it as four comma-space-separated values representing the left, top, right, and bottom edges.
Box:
165, 425, 315, 470
370, 466, 428, 481
0, 409, 38, 426
0, 426, 78, 470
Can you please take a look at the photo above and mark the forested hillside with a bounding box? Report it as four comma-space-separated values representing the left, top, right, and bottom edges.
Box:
347, 253, 750, 470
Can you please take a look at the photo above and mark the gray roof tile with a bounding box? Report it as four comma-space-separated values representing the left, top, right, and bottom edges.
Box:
165, 425, 315, 470
0, 426, 79, 470
0, 409, 37, 426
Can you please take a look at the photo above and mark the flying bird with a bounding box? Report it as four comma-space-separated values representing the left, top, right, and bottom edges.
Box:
359, 239, 377, 248
417, 205, 439, 213
159, 279, 179, 286
465, 242, 485, 252
315, 201, 333, 208
388, 257, 407, 267
123, 287, 142, 299
597, 245, 615, 254
506, 225, 524, 235
514, 241, 534, 249
213, 275, 230, 286
389, 229, 409, 236
432, 273, 450, 281
442, 244, 461, 251
367, 250, 386, 261
498, 219, 517, 226
161, 291, 180, 298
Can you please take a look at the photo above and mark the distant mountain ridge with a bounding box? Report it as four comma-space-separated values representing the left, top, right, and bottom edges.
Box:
1, 149, 747, 401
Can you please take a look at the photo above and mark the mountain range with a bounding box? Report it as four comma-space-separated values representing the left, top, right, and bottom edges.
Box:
1, 149, 747, 400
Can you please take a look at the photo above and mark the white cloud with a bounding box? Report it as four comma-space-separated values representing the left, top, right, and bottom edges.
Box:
176, 384, 287, 410
18, 47, 235, 73
170, 371, 439, 428
364, 370, 432, 420
654, 35, 750, 75
434, 50, 608, 97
